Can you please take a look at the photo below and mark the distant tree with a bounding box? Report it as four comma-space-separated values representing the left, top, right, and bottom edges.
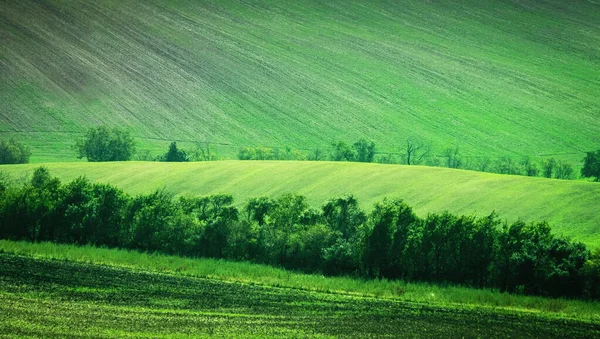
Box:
0, 139, 31, 164
521, 156, 540, 177
404, 137, 430, 165
581, 150, 600, 182
494, 157, 520, 175
76, 126, 135, 162
554, 160, 574, 180
353, 139, 376, 163
308, 147, 323, 161
543, 158, 556, 178
160, 142, 189, 162
443, 145, 462, 169
191, 142, 216, 161
476, 157, 492, 172
330, 141, 355, 161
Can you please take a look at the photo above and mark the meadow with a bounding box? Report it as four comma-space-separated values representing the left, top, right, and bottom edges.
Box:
2, 161, 600, 248
1, 0, 599, 162
1, 240, 600, 338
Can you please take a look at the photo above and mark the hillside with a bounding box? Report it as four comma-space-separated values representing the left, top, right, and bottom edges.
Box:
3, 161, 599, 247
2, 0, 600, 162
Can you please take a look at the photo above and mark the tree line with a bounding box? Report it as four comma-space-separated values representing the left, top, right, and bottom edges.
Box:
238, 138, 600, 181
1, 167, 599, 300
2, 127, 599, 181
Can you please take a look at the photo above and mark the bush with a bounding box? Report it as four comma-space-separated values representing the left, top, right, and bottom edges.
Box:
76, 126, 135, 162
0, 139, 31, 164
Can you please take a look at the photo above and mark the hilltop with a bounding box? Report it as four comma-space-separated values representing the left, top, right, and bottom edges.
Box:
3, 161, 599, 247
1, 0, 600, 162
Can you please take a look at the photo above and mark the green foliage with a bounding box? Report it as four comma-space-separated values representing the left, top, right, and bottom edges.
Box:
329, 139, 376, 162
76, 126, 135, 162
543, 158, 557, 178
0, 139, 31, 164
353, 138, 376, 163
581, 149, 600, 181
238, 146, 306, 160
555, 160, 575, 180
1, 167, 599, 301
2, 161, 599, 247
444, 145, 462, 169
158, 141, 189, 162
404, 137, 430, 165
521, 156, 540, 177
330, 141, 355, 161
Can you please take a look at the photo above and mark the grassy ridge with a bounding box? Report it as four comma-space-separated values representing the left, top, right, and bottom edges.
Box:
1, 0, 600, 161
2, 161, 599, 247
1, 241, 600, 337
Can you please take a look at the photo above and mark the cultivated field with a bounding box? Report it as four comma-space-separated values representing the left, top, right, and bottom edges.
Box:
1, 0, 599, 161
1, 242, 599, 338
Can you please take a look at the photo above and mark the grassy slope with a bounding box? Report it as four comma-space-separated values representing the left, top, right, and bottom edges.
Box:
1, 0, 600, 162
1, 242, 599, 337
2, 161, 599, 247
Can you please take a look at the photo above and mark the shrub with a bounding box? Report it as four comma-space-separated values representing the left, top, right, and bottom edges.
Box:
0, 139, 31, 164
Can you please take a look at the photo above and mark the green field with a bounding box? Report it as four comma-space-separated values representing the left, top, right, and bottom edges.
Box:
2, 0, 600, 162
1, 241, 600, 338
2, 160, 600, 247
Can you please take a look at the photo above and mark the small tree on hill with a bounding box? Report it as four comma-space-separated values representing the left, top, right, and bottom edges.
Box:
160, 142, 189, 162
76, 126, 135, 162
543, 158, 556, 178
330, 141, 355, 161
353, 138, 376, 163
404, 137, 430, 165
0, 139, 31, 164
581, 149, 600, 182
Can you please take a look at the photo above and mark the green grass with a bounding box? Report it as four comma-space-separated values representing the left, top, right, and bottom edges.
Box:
1, 240, 599, 338
2, 160, 600, 247
1, 0, 599, 162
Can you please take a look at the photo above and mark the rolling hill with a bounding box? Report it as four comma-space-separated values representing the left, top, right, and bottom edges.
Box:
1, 0, 600, 162
2, 161, 600, 247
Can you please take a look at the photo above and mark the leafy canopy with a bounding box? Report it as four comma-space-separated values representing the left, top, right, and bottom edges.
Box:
76, 126, 135, 162
582, 150, 600, 182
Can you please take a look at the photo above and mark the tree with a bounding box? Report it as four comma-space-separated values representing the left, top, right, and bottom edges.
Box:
443, 145, 462, 169
76, 126, 135, 162
404, 137, 430, 165
160, 142, 189, 162
521, 157, 540, 177
353, 139, 376, 163
494, 157, 520, 175
554, 160, 574, 180
0, 139, 31, 164
581, 149, 600, 182
365, 198, 416, 278
543, 158, 556, 178
330, 141, 355, 161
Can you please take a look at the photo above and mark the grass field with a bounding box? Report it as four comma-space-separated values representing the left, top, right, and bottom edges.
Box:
1, 0, 599, 162
2, 160, 600, 247
1, 241, 599, 338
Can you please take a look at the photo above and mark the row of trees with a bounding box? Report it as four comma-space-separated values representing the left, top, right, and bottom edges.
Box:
4, 127, 599, 181
1, 167, 599, 300
235, 137, 599, 181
